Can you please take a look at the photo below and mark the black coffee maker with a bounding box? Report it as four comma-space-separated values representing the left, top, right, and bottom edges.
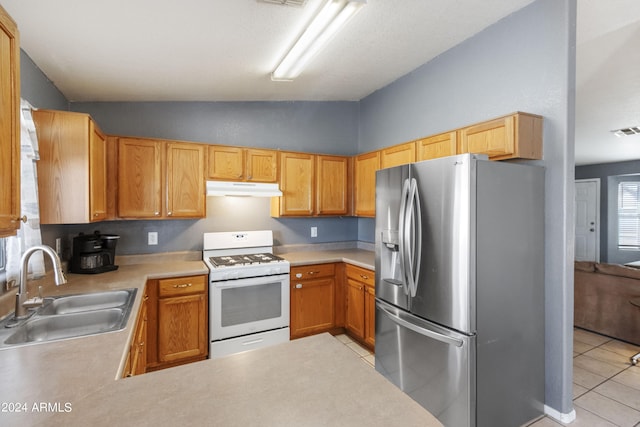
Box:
70, 231, 120, 274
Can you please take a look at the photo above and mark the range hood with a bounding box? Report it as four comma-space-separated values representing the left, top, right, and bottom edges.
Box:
206, 181, 283, 197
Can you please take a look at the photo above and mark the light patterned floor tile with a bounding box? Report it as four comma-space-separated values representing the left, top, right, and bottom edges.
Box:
334, 334, 354, 344
584, 347, 633, 369
562, 407, 617, 427
573, 383, 589, 399
600, 340, 640, 358
574, 329, 612, 347
595, 379, 640, 411
346, 341, 371, 357
574, 391, 640, 427
363, 354, 375, 367
574, 354, 627, 378
574, 340, 596, 355
573, 365, 608, 389
612, 368, 640, 392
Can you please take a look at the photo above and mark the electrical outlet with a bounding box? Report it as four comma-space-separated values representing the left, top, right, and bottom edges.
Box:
311, 227, 317, 238
148, 231, 158, 245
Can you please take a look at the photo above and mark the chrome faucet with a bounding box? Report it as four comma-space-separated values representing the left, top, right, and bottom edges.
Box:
13, 245, 67, 320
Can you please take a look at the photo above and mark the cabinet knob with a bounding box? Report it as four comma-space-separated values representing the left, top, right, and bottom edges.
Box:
360, 275, 369, 280
154, 212, 160, 216
295, 284, 302, 289
12, 215, 27, 223
167, 211, 172, 216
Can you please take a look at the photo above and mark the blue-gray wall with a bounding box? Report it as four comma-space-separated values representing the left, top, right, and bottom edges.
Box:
576, 159, 640, 263
358, 0, 576, 417
20, 51, 68, 111
20, 0, 576, 417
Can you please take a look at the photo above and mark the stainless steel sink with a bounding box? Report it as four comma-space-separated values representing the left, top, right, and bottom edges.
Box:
37, 289, 134, 315
4, 308, 127, 345
0, 288, 137, 349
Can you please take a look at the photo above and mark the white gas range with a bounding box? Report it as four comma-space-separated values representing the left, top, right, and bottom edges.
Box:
203, 230, 290, 359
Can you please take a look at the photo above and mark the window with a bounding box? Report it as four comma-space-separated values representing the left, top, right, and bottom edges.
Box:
618, 181, 640, 249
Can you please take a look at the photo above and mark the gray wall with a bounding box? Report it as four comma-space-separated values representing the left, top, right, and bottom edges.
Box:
20, 51, 68, 111
576, 159, 640, 263
358, 0, 576, 417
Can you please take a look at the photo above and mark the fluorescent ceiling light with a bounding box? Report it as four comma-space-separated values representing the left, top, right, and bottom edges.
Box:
272, 0, 366, 81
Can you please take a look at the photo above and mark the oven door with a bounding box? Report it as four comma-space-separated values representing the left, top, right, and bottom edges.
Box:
211, 273, 290, 341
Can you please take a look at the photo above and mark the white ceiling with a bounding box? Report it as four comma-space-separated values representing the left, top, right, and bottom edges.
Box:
2, 0, 640, 165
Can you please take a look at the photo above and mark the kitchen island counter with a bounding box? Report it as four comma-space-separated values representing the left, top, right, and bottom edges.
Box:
0, 258, 440, 426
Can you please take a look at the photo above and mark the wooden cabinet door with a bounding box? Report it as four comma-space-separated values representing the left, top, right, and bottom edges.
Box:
0, 6, 20, 237
117, 138, 163, 218
158, 293, 207, 363
277, 152, 314, 216
130, 295, 148, 376
417, 131, 457, 161
345, 278, 365, 340
290, 277, 335, 339
364, 284, 376, 348
166, 142, 205, 218
316, 155, 349, 215
207, 145, 244, 180
459, 115, 515, 159
246, 148, 278, 182
89, 121, 108, 221
380, 142, 416, 169
354, 151, 379, 217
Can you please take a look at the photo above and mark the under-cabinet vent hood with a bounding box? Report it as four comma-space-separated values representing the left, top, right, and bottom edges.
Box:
206, 181, 283, 197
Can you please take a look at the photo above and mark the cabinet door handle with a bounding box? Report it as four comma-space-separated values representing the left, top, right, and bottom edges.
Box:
173, 283, 192, 288
308, 271, 320, 275
12, 215, 27, 223
360, 274, 369, 280
295, 284, 302, 289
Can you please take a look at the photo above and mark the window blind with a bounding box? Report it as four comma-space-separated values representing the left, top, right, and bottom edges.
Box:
618, 181, 640, 249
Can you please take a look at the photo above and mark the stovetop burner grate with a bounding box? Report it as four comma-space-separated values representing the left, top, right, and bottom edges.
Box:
209, 253, 285, 268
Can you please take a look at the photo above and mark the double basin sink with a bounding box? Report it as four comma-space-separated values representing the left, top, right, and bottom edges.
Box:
0, 288, 137, 349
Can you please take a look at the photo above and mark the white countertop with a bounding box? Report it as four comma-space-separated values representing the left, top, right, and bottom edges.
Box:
0, 250, 440, 426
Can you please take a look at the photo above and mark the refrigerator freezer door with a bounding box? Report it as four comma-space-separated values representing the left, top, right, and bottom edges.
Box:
376, 299, 475, 427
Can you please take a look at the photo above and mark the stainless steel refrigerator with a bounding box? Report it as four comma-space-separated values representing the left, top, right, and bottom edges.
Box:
375, 153, 545, 427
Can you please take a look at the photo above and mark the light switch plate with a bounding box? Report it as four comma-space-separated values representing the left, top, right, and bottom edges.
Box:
311, 227, 317, 238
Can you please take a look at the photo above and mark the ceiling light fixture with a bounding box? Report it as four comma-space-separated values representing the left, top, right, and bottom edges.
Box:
271, 0, 366, 81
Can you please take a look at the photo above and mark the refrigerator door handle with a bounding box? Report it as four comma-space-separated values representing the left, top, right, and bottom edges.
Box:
377, 300, 464, 348
398, 178, 411, 296
406, 178, 422, 297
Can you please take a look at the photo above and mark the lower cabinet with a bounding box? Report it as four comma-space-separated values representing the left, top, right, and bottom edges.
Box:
290, 263, 336, 339
146, 274, 209, 372
123, 286, 148, 378
345, 264, 375, 349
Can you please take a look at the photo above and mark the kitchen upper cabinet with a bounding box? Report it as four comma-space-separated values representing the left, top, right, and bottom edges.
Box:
458, 112, 543, 160
118, 137, 205, 219
166, 142, 206, 218
417, 131, 457, 161
146, 274, 208, 371
316, 155, 350, 215
290, 263, 336, 339
353, 151, 379, 217
272, 152, 350, 217
33, 110, 109, 224
380, 142, 416, 169
207, 145, 278, 183
345, 264, 375, 349
0, 6, 20, 237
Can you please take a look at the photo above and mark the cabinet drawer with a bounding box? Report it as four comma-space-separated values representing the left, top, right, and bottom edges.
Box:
291, 263, 335, 280
345, 264, 375, 287
158, 275, 206, 297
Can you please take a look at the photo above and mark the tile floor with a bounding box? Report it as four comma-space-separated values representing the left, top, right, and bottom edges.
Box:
336, 329, 640, 427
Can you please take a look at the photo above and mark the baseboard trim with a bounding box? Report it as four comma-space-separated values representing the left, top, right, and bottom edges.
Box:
545, 405, 576, 424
